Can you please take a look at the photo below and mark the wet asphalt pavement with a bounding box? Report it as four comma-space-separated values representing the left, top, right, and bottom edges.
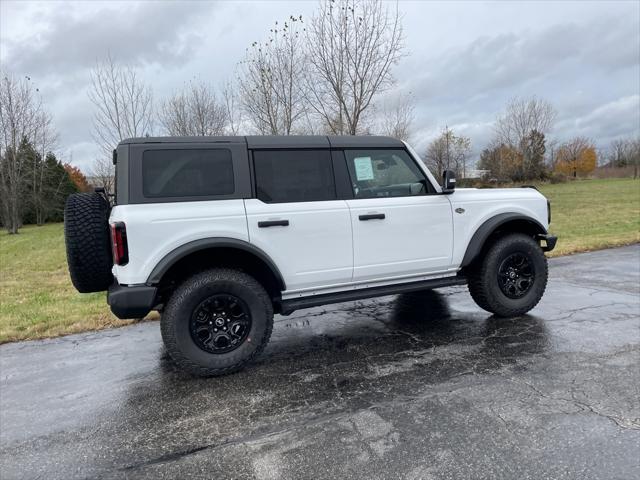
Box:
1, 246, 639, 480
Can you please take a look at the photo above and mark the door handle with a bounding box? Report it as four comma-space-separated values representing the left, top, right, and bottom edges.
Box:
359, 213, 385, 221
258, 220, 289, 228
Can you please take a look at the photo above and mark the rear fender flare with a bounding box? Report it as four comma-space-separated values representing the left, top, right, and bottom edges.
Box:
146, 237, 286, 290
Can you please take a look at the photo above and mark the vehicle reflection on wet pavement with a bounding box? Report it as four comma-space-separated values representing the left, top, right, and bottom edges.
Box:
1, 246, 638, 480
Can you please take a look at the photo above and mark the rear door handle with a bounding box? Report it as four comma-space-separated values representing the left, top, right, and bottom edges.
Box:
258, 220, 289, 228
359, 213, 385, 221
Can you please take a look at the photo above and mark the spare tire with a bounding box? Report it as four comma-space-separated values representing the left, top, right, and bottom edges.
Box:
64, 192, 113, 293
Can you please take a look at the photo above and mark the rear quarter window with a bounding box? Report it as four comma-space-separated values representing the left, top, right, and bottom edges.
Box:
142, 149, 234, 198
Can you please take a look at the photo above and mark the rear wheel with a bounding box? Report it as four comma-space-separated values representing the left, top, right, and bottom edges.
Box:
468, 233, 548, 317
161, 268, 273, 376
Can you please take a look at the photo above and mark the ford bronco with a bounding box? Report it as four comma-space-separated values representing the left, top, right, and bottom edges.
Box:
64, 135, 556, 376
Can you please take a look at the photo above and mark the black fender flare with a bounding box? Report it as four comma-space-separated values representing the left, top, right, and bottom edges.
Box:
146, 237, 286, 290
460, 213, 547, 268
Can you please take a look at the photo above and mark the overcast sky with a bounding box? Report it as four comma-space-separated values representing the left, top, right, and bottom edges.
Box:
1, 0, 639, 172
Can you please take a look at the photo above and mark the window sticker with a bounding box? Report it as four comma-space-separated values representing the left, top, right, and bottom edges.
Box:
353, 156, 374, 181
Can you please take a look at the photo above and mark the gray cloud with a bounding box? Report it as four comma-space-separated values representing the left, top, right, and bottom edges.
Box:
1, 1, 638, 171
410, 12, 638, 103
405, 11, 640, 156
2, 1, 215, 77
557, 95, 640, 142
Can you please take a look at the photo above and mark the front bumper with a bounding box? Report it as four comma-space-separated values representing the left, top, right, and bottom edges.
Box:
537, 234, 558, 252
108, 283, 157, 319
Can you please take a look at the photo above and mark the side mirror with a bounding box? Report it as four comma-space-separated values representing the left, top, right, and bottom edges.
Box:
442, 170, 456, 194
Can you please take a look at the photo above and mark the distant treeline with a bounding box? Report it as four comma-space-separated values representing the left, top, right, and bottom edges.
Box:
2, 0, 638, 233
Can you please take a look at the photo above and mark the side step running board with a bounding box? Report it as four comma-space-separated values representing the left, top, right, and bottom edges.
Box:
278, 276, 467, 315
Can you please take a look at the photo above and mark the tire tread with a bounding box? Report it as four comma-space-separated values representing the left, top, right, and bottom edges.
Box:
467, 233, 548, 317
160, 268, 273, 377
64, 193, 113, 293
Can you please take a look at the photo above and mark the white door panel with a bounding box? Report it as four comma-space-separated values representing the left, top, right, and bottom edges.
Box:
245, 199, 353, 291
347, 196, 454, 281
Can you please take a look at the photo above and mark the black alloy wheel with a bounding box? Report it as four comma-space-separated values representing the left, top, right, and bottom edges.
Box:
189, 294, 252, 354
497, 252, 535, 299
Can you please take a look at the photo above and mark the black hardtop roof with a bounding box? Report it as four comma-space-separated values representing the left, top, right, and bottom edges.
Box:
118, 135, 404, 149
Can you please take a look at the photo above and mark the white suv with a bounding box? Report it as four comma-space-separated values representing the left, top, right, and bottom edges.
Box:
64, 135, 556, 376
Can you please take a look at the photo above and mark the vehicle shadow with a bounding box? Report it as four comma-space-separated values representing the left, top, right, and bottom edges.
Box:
145, 290, 550, 395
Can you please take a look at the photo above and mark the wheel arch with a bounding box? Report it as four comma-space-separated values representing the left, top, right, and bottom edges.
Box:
460, 213, 547, 269
147, 238, 286, 298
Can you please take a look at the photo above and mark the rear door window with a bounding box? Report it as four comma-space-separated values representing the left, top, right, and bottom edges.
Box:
142, 149, 234, 198
253, 149, 336, 203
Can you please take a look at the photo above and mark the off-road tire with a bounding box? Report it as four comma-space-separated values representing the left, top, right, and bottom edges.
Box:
468, 233, 548, 317
161, 268, 273, 377
64, 192, 113, 293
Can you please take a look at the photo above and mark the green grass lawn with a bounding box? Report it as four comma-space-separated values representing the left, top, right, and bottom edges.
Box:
0, 223, 154, 343
538, 178, 640, 256
0, 177, 638, 343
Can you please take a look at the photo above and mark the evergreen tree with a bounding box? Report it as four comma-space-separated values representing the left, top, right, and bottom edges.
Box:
22, 140, 77, 225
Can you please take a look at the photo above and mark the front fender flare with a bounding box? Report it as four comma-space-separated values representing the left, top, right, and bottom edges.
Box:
460, 213, 547, 269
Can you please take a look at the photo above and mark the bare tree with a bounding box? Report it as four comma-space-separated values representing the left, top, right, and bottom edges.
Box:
306, 0, 404, 135
424, 127, 472, 179
629, 138, 640, 179
607, 137, 640, 178
0, 74, 44, 233
88, 54, 153, 188
222, 80, 243, 136
546, 138, 559, 170
608, 138, 628, 166
88, 155, 115, 193
495, 96, 556, 148
493, 96, 556, 180
238, 15, 308, 134
29, 110, 59, 225
377, 92, 415, 141
160, 81, 227, 136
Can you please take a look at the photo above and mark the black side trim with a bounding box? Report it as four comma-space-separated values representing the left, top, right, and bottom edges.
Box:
146, 238, 286, 290
331, 149, 354, 200
108, 283, 157, 319
460, 213, 547, 268
279, 276, 466, 315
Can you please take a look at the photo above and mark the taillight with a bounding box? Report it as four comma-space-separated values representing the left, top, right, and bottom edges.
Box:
110, 222, 129, 265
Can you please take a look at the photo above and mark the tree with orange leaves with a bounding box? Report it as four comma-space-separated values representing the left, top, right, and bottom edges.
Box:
64, 164, 91, 192
555, 137, 597, 178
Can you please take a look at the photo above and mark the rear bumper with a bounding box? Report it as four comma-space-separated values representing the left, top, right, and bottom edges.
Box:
108, 283, 157, 319
537, 234, 557, 252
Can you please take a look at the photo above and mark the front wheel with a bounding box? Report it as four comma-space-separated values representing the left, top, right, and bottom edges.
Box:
468, 233, 548, 317
161, 268, 273, 376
